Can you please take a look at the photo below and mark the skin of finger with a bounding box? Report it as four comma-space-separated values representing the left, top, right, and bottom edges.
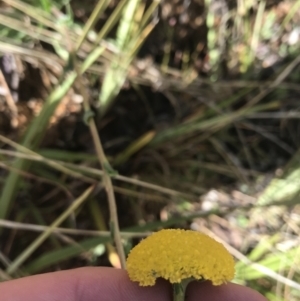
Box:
0, 267, 171, 301
188, 280, 268, 301
0, 267, 268, 301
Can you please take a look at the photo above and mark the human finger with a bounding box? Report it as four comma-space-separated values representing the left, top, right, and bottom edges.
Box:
0, 267, 268, 301
188, 279, 268, 301
0, 267, 170, 301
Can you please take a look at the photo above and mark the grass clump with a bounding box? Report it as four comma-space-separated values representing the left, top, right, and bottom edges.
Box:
0, 1, 300, 300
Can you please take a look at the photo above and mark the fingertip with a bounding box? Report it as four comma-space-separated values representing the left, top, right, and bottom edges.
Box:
187, 280, 268, 301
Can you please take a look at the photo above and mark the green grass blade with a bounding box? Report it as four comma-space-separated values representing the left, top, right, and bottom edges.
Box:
75, 0, 110, 51
150, 102, 279, 146
98, 0, 157, 115
116, 0, 141, 49
38, 149, 98, 162
0, 71, 77, 219
236, 248, 299, 281
94, 0, 129, 45
257, 167, 300, 207
6, 185, 94, 275
247, 234, 281, 262
24, 236, 109, 274
98, 0, 141, 113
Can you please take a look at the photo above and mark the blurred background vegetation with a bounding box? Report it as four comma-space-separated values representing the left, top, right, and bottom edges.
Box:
0, 0, 300, 300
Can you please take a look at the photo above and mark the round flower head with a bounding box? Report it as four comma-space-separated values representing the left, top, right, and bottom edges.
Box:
126, 229, 235, 286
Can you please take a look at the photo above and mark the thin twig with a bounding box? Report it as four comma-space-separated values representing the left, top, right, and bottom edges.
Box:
0, 135, 96, 183
243, 54, 300, 109
90, 118, 126, 268
0, 161, 74, 199
74, 63, 126, 269
1, 219, 151, 238
0, 251, 11, 269
0, 148, 196, 200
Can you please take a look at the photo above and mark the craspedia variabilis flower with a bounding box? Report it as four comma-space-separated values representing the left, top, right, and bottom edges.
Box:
126, 229, 235, 286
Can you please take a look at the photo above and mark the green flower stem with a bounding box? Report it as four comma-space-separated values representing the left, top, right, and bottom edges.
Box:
172, 279, 193, 301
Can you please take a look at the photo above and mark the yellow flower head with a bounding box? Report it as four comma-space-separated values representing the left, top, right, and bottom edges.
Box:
126, 229, 235, 286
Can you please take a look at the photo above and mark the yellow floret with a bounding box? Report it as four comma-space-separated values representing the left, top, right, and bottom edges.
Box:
126, 229, 235, 286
